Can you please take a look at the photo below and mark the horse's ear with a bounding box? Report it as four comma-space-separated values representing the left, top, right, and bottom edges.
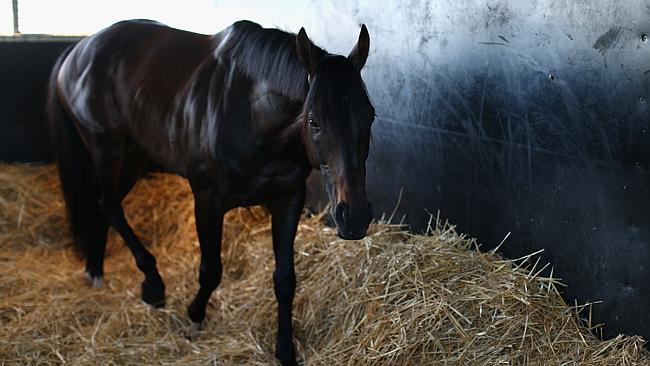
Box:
296, 27, 317, 76
348, 24, 370, 71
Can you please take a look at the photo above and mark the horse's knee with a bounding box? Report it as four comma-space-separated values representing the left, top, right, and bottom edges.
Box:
273, 269, 296, 299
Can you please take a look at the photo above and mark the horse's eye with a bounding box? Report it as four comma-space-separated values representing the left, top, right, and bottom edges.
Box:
308, 117, 320, 130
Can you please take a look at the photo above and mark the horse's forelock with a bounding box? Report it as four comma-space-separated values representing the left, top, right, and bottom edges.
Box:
306, 56, 374, 135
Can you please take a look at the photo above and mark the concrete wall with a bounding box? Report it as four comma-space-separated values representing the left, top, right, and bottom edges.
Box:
302, 0, 650, 340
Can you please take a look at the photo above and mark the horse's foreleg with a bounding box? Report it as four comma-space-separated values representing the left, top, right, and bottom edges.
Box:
267, 188, 305, 366
187, 187, 224, 327
93, 147, 165, 307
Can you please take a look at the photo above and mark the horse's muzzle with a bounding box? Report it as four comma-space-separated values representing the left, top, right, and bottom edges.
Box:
334, 201, 373, 240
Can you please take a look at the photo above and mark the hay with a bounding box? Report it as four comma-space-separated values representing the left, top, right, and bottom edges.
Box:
0, 163, 648, 365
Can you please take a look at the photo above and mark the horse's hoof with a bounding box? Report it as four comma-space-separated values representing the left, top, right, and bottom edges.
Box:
184, 321, 202, 340
84, 271, 104, 288
141, 276, 165, 308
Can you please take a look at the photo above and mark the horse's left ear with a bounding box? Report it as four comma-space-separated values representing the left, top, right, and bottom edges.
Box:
296, 27, 318, 76
348, 24, 370, 71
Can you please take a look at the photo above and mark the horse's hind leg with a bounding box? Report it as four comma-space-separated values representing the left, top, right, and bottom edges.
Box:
83, 199, 109, 288
85, 146, 149, 288
92, 145, 165, 307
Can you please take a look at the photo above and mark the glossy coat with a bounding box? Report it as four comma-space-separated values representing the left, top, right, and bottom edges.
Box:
47, 19, 374, 365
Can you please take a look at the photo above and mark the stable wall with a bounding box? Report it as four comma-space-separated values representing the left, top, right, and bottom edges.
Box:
0, 36, 79, 162
303, 0, 650, 340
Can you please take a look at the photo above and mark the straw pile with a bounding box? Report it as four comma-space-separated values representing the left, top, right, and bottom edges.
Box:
0, 163, 648, 365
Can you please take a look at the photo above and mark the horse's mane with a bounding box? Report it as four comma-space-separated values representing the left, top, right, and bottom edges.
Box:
224, 21, 325, 102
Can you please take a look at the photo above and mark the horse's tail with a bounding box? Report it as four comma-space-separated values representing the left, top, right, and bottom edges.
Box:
47, 46, 102, 259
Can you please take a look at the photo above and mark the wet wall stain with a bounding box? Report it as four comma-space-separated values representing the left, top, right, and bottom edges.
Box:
593, 26, 624, 54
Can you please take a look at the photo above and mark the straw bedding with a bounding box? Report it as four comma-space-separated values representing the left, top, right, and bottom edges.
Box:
0, 163, 648, 365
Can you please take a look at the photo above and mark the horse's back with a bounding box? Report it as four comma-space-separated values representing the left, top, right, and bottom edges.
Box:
56, 20, 214, 136
53, 19, 306, 184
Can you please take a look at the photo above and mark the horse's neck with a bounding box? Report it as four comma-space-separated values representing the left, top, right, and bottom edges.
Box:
247, 81, 305, 144
177, 64, 305, 166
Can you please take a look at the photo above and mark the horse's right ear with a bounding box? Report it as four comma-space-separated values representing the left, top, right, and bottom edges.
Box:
296, 27, 317, 76
348, 24, 370, 71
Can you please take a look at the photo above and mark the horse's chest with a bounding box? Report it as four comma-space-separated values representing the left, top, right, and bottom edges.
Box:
220, 157, 309, 206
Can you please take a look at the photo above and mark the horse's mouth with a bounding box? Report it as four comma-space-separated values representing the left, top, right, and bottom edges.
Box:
331, 201, 373, 240
336, 230, 368, 240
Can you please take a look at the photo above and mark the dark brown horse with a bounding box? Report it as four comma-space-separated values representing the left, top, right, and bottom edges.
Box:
47, 19, 374, 365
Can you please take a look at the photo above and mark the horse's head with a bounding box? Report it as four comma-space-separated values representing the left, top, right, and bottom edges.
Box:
296, 25, 375, 240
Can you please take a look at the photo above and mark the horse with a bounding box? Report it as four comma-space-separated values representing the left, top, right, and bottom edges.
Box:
46, 19, 375, 365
